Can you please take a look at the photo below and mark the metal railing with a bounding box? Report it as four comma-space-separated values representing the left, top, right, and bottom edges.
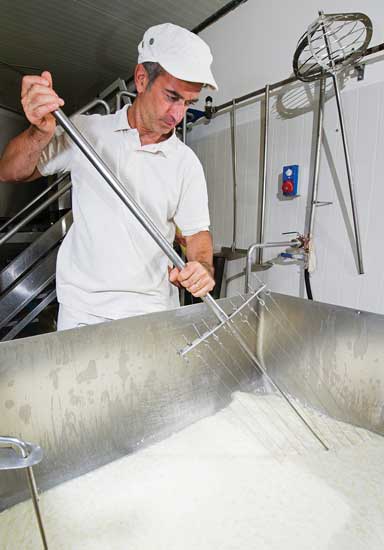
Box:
0, 179, 72, 247
115, 90, 136, 111
0, 98, 110, 250
0, 97, 111, 340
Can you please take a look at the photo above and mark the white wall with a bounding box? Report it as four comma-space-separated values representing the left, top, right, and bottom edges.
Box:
188, 0, 384, 314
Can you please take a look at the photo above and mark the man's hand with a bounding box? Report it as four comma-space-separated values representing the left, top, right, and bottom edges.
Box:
21, 71, 64, 138
169, 261, 215, 298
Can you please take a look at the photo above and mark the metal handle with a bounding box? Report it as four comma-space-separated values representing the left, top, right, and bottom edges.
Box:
0, 435, 30, 458
53, 109, 229, 323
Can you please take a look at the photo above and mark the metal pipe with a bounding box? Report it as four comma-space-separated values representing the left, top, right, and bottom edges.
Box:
245, 240, 301, 293
319, 14, 364, 274
332, 74, 364, 274
308, 77, 326, 239
0, 181, 72, 247
182, 112, 187, 144
256, 84, 270, 265
180, 112, 188, 306
0, 436, 48, 548
0, 173, 68, 233
192, 0, 247, 34
230, 99, 238, 252
26, 467, 49, 549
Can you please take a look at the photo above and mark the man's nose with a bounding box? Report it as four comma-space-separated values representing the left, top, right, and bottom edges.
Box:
170, 102, 186, 122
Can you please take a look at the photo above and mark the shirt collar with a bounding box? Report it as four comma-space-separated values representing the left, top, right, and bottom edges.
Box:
113, 104, 180, 158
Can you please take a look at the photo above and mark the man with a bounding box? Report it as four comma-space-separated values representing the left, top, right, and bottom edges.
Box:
0, 23, 217, 330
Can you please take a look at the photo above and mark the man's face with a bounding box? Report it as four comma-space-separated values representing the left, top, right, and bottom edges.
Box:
136, 66, 203, 135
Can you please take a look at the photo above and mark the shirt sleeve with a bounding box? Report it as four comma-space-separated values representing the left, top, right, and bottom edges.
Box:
173, 149, 210, 236
37, 115, 83, 176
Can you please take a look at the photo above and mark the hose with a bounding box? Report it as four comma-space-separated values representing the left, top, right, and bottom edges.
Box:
304, 268, 313, 300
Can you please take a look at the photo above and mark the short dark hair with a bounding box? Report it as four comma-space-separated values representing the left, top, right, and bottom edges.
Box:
142, 61, 164, 89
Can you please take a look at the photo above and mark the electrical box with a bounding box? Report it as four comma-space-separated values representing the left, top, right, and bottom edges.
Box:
282, 165, 299, 197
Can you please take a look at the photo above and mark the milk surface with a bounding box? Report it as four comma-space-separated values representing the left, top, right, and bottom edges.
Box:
1, 391, 383, 550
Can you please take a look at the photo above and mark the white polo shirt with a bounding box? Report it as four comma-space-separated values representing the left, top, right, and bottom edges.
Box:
37, 105, 210, 318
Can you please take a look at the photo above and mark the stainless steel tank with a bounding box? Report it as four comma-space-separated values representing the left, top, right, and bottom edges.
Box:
1, 292, 383, 511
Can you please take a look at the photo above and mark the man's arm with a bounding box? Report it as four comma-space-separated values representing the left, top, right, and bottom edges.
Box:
169, 230, 215, 298
0, 127, 48, 182
0, 71, 64, 183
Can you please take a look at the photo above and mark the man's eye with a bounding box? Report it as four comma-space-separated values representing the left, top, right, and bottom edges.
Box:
166, 94, 178, 102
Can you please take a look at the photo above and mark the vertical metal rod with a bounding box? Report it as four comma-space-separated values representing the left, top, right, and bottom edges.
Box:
331, 74, 364, 273
182, 112, 187, 144
256, 84, 270, 264
179, 112, 188, 306
26, 467, 49, 549
230, 99, 238, 252
308, 77, 326, 239
319, 12, 364, 274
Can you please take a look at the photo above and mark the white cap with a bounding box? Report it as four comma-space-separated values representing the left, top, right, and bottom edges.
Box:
137, 23, 218, 91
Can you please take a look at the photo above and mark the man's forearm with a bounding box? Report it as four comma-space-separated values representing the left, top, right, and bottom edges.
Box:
169, 230, 215, 297
185, 230, 214, 275
0, 125, 50, 182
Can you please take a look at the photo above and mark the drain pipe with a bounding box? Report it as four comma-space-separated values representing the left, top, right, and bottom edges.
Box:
304, 76, 326, 300
256, 84, 270, 265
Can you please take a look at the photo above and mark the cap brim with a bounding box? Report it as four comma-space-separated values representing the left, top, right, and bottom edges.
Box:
145, 55, 218, 91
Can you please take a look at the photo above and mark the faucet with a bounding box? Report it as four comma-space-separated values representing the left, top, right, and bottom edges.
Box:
245, 236, 303, 293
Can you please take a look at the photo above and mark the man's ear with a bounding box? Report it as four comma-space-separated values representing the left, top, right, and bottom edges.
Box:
135, 64, 149, 93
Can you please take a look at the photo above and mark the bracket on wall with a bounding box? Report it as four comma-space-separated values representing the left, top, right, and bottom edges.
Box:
355, 63, 365, 81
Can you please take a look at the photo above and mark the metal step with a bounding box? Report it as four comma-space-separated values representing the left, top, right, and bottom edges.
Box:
1, 289, 57, 341
0, 249, 58, 330
0, 211, 72, 293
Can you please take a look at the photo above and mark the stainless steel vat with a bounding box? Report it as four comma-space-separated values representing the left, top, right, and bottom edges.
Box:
1, 292, 383, 511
